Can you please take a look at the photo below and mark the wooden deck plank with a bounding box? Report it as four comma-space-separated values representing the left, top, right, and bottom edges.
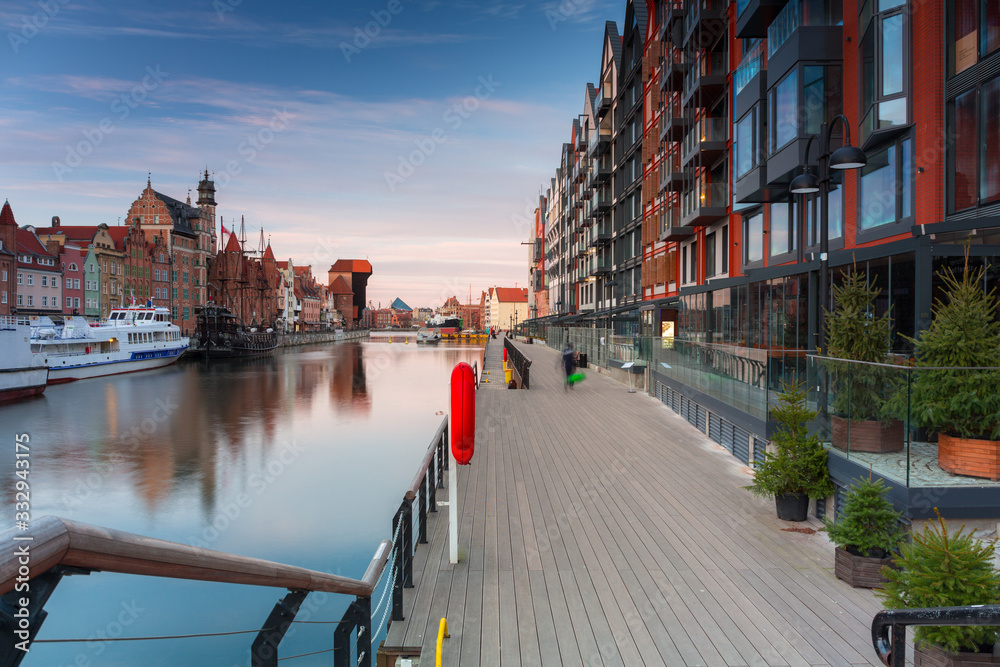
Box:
382, 339, 886, 667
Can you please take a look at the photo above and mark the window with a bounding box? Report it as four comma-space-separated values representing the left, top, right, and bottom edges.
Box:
16, 273, 22, 285
74, 279, 80, 289
74, 298, 80, 308
860, 1, 909, 143
950, 0, 1000, 77
66, 297, 72, 308
26, 275, 32, 286
26, 295, 33, 306
744, 212, 764, 263
859, 137, 913, 231
52, 276, 58, 288
69, 263, 77, 271
42, 276, 48, 287
804, 181, 845, 245
1, 292, 5, 304
772, 69, 798, 152
1, 270, 5, 282
769, 201, 795, 257
17, 295, 22, 306
802, 65, 842, 136
983, 76, 1000, 205
736, 109, 756, 178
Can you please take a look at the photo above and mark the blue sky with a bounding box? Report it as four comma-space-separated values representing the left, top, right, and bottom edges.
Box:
0, 0, 618, 308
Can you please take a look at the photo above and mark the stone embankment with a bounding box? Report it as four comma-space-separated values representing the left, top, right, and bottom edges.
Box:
277, 330, 369, 347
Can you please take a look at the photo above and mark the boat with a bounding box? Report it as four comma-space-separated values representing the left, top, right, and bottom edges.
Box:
29, 306, 189, 384
416, 327, 441, 344
0, 316, 48, 401
192, 303, 278, 359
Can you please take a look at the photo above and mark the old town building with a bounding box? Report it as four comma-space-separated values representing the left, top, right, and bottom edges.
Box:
0, 201, 17, 315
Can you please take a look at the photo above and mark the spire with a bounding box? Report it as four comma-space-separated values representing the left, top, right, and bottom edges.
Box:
147, 172, 151, 189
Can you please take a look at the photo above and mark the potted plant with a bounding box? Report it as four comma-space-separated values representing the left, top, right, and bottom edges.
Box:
745, 380, 834, 521
877, 512, 1000, 666
908, 257, 1000, 480
823, 474, 905, 588
824, 269, 904, 452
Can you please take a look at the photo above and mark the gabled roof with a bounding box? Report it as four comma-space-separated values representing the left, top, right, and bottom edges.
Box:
293, 265, 311, 276
493, 287, 529, 303
16, 228, 56, 258
330, 259, 372, 274
0, 201, 16, 227
106, 227, 129, 250
328, 275, 353, 295
31, 226, 100, 244
152, 190, 200, 238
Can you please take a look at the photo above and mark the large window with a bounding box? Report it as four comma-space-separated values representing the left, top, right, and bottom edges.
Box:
947, 75, 1000, 212
950, 0, 1000, 77
736, 110, 756, 178
860, 0, 909, 143
743, 212, 764, 264
769, 202, 795, 257
859, 137, 912, 231
771, 70, 798, 153
803, 182, 844, 245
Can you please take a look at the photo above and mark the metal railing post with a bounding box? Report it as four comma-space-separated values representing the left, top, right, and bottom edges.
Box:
428, 461, 437, 512
391, 507, 405, 621
355, 596, 372, 667
418, 475, 428, 544
402, 499, 414, 588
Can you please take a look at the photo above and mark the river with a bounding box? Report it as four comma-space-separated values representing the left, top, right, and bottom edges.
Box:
0, 334, 482, 666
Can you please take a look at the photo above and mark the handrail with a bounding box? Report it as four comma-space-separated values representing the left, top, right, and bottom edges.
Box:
0, 516, 390, 598
871, 605, 1000, 666
406, 417, 448, 500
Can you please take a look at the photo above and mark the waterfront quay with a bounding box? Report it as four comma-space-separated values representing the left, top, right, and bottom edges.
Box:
383, 339, 885, 666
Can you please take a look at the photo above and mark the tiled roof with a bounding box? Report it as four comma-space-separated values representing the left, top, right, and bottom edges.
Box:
328, 276, 353, 295
330, 259, 372, 274
493, 287, 528, 303
153, 190, 200, 238
31, 226, 100, 244
16, 228, 56, 258
263, 244, 275, 261
0, 201, 16, 227
224, 232, 242, 252
106, 227, 129, 250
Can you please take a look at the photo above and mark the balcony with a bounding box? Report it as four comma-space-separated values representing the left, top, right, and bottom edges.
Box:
591, 193, 613, 219
591, 220, 613, 246
681, 117, 727, 167
659, 97, 689, 143
590, 258, 612, 276
587, 129, 612, 158
658, 203, 693, 241
682, 51, 728, 109
595, 82, 613, 119
683, 0, 727, 47
681, 180, 728, 227
658, 150, 685, 193
767, 0, 843, 60
660, 46, 685, 93
592, 156, 612, 183
737, 0, 790, 38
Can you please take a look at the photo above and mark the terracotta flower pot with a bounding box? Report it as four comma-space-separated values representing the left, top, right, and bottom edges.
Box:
833, 547, 893, 588
938, 433, 1000, 481
830, 415, 904, 453
914, 643, 1000, 667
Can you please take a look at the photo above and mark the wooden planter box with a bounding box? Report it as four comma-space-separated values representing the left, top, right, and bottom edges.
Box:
938, 433, 1000, 481
833, 547, 893, 588
914, 643, 1000, 667
831, 415, 904, 453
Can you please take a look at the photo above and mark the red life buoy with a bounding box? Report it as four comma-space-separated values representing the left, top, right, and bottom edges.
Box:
85, 346, 90, 354
450, 362, 475, 465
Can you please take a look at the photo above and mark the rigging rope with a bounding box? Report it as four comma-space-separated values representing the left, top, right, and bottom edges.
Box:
34, 628, 274, 643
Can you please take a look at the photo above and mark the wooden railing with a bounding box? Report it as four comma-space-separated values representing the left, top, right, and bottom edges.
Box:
0, 517, 390, 667
0, 415, 459, 667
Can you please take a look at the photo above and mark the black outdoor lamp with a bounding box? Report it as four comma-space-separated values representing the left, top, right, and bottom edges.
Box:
788, 113, 867, 354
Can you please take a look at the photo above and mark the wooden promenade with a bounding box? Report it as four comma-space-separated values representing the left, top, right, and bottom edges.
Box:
382, 338, 886, 666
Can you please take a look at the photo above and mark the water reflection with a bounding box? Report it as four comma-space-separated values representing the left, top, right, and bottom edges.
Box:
0, 338, 482, 666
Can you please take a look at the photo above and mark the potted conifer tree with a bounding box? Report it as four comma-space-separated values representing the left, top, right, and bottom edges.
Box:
823, 474, 905, 588
877, 512, 1000, 666
824, 269, 904, 452
745, 380, 833, 521
908, 258, 1000, 480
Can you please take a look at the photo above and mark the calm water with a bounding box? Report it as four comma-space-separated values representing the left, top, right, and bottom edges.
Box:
0, 335, 482, 666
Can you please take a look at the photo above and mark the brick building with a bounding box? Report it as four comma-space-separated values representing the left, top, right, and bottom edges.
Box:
0, 201, 18, 315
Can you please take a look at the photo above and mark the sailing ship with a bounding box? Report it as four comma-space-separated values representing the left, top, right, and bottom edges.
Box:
191, 219, 279, 359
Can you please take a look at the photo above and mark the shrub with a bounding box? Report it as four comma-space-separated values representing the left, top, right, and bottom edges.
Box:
823, 475, 905, 557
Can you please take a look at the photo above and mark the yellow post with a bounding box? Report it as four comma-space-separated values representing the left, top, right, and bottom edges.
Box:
436, 617, 450, 667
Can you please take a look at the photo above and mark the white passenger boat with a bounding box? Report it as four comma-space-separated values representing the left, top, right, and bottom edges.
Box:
0, 316, 48, 402
31, 306, 190, 384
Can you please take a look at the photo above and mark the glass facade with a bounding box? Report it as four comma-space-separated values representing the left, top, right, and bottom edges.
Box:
858, 138, 912, 231
772, 70, 798, 152
744, 211, 764, 263
947, 74, 1000, 212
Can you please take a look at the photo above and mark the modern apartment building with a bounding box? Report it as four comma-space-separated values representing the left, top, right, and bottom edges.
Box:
531, 0, 1000, 517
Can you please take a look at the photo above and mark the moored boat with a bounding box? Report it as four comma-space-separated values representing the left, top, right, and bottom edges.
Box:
192, 303, 277, 358
0, 316, 48, 401
30, 306, 189, 384
416, 327, 441, 344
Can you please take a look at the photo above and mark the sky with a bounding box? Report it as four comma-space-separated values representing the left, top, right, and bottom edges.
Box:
0, 0, 620, 309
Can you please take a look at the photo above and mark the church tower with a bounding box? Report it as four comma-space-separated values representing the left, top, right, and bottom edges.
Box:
197, 169, 218, 254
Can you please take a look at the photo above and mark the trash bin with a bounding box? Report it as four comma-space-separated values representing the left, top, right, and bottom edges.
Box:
577, 353, 588, 368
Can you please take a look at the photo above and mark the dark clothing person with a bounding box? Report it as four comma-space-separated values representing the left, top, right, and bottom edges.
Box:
562, 343, 577, 390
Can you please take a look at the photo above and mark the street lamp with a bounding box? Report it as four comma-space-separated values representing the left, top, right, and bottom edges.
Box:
788, 114, 867, 354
